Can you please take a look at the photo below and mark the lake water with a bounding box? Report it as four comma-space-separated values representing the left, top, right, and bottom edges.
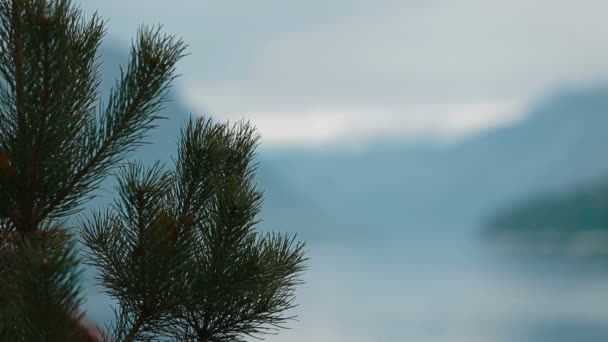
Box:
262, 232, 608, 342
83, 227, 608, 341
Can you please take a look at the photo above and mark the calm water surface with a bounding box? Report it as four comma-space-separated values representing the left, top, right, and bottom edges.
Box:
83, 228, 608, 342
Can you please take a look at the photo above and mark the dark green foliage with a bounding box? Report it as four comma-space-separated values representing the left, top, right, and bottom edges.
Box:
170, 118, 306, 342
80, 162, 193, 341
0, 228, 84, 341
0, 0, 186, 233
82, 118, 307, 341
0, 1, 306, 341
0, 0, 185, 339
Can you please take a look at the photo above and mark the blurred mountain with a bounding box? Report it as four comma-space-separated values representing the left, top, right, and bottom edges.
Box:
94, 44, 608, 243
259, 86, 608, 240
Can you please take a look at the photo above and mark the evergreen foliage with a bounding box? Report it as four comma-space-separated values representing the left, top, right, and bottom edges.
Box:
0, 0, 307, 341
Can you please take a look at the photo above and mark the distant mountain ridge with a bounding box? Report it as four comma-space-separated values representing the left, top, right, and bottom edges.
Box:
259, 85, 608, 239
94, 44, 608, 242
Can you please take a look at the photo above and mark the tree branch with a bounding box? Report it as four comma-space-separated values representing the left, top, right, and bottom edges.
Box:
22, 14, 52, 234
34, 63, 155, 227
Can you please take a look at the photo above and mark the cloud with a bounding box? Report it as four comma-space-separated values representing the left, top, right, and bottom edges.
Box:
183, 82, 526, 148
82, 0, 608, 148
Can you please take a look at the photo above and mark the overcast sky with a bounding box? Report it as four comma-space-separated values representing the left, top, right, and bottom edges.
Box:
79, 0, 608, 148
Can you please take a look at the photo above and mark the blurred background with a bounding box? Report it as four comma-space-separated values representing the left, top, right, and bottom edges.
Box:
77, 1, 608, 341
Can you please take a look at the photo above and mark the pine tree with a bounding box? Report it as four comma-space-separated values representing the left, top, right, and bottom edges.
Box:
0, 1, 307, 341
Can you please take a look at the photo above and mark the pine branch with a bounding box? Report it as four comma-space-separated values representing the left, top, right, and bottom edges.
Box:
168, 118, 306, 341
3, 1, 310, 340
81, 162, 192, 340
0, 1, 192, 340
37, 25, 186, 226
82, 117, 307, 342
22, 6, 52, 233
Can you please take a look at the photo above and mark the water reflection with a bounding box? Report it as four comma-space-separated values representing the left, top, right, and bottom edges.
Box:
255, 234, 608, 342
82, 231, 608, 341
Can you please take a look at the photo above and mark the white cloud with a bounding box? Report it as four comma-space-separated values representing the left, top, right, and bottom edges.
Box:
82, 0, 608, 148
182, 82, 526, 149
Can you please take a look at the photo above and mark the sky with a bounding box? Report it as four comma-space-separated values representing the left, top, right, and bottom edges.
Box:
78, 0, 608, 148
